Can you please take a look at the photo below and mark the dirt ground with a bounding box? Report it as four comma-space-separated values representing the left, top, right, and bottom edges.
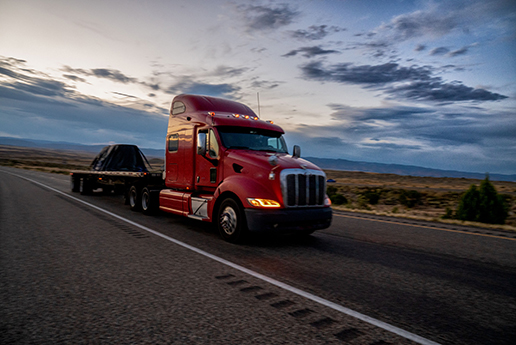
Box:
1, 145, 514, 230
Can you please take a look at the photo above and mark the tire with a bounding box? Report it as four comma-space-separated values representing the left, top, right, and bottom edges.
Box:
141, 187, 158, 215
79, 178, 92, 195
217, 198, 247, 243
129, 185, 141, 211
71, 175, 80, 192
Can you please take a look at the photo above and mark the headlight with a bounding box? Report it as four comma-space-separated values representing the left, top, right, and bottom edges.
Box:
247, 198, 281, 208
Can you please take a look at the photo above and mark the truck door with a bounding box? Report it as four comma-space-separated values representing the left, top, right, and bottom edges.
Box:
195, 128, 220, 190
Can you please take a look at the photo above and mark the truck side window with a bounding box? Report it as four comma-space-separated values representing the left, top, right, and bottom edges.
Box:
172, 101, 186, 115
197, 131, 207, 155
168, 133, 179, 152
208, 129, 219, 159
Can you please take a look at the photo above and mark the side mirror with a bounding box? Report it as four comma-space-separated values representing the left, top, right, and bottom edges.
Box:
293, 145, 301, 158
197, 132, 207, 155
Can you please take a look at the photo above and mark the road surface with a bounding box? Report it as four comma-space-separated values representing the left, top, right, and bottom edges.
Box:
1, 167, 515, 344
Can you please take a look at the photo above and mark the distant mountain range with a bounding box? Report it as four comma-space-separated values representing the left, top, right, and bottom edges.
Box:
305, 157, 516, 182
1, 136, 515, 182
0, 137, 164, 160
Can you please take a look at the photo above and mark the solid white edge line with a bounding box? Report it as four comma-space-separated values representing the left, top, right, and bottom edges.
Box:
6, 170, 441, 345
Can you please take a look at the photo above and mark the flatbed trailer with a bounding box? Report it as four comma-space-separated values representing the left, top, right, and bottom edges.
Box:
70, 144, 165, 213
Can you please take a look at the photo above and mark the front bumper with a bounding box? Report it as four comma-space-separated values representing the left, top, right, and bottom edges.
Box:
245, 207, 332, 233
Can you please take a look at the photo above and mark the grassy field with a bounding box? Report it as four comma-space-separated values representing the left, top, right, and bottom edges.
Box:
1, 144, 514, 230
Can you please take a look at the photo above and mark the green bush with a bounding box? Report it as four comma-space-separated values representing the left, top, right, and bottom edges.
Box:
456, 176, 508, 224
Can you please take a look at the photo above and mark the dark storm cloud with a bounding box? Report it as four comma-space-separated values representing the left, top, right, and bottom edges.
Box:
290, 25, 345, 41
237, 4, 299, 31
300, 61, 508, 102
282, 46, 339, 58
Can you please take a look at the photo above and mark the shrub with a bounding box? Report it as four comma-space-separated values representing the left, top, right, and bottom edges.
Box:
456, 175, 508, 224
399, 190, 421, 208
331, 194, 348, 205
360, 189, 381, 205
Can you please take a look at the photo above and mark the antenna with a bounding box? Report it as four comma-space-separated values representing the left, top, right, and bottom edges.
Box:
257, 92, 261, 118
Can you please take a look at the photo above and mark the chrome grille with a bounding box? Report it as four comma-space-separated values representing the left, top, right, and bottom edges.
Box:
281, 169, 326, 207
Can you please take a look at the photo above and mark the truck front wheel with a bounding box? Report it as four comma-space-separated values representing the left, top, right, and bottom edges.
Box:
129, 185, 141, 211
217, 198, 247, 243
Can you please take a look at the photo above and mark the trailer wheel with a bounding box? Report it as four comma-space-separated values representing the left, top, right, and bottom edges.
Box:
129, 185, 141, 211
217, 198, 247, 243
141, 187, 158, 215
71, 175, 80, 192
80, 178, 92, 195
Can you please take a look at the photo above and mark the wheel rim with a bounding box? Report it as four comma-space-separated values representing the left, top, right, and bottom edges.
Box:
142, 192, 149, 210
129, 189, 137, 208
220, 206, 237, 236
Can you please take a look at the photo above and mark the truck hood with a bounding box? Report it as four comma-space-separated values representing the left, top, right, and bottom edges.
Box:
224, 149, 322, 173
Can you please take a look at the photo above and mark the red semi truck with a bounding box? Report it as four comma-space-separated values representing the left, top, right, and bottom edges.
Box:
71, 94, 332, 242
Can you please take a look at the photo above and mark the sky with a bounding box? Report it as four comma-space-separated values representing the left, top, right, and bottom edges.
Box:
0, 0, 515, 174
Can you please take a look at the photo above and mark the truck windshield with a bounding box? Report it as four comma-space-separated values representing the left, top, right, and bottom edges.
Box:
217, 127, 288, 153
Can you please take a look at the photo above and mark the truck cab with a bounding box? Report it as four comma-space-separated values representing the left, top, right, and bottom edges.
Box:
160, 94, 332, 242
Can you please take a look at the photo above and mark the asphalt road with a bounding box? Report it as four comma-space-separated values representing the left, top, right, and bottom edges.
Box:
1, 167, 515, 345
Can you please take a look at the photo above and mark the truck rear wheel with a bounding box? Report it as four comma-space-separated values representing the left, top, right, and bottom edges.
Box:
141, 187, 158, 215
129, 185, 141, 211
80, 178, 93, 195
217, 198, 247, 243
71, 175, 80, 192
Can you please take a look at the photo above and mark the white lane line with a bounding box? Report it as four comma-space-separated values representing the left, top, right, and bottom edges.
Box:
8, 171, 441, 345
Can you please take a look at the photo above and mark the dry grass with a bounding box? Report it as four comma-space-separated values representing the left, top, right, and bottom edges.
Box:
325, 170, 516, 231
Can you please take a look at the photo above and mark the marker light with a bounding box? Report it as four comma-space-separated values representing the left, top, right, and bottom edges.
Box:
266, 120, 274, 124
233, 114, 240, 118
324, 195, 332, 207
247, 198, 281, 208
244, 115, 250, 119
252, 116, 258, 120
208, 112, 215, 116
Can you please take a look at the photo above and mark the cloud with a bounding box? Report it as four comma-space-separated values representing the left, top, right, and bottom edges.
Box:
209, 65, 248, 78
62, 66, 137, 84
166, 78, 240, 98
289, 25, 344, 41
282, 46, 339, 58
414, 44, 426, 52
387, 81, 508, 102
429, 47, 450, 56
300, 61, 508, 102
382, 10, 458, 41
448, 46, 469, 57
285, 103, 516, 173
236, 4, 299, 32
300, 61, 432, 84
